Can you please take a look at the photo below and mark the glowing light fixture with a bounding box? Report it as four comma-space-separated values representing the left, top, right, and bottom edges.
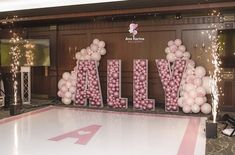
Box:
0, 0, 126, 12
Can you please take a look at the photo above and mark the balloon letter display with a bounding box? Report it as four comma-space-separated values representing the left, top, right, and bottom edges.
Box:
107, 60, 128, 109
133, 59, 155, 111
75, 60, 103, 107
156, 59, 186, 112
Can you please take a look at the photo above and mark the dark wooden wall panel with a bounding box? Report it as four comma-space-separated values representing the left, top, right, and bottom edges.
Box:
1, 15, 235, 110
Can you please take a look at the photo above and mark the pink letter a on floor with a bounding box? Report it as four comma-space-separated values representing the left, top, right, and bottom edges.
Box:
49, 125, 101, 145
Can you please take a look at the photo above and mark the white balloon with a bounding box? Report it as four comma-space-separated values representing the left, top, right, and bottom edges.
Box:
184, 83, 195, 92
166, 53, 176, 62
60, 85, 68, 93
91, 52, 101, 61
179, 45, 186, 52
191, 104, 200, 113
196, 86, 206, 97
194, 78, 202, 87
186, 68, 194, 75
195, 66, 206, 78
80, 49, 87, 55
62, 97, 72, 105
90, 43, 99, 52
84, 55, 91, 60
201, 103, 212, 114
183, 52, 191, 59
98, 41, 105, 48
65, 81, 72, 88
69, 86, 76, 93
64, 91, 72, 98
183, 104, 191, 113
169, 44, 178, 52
178, 97, 184, 107
75, 52, 82, 60
99, 48, 106, 55
86, 47, 93, 55
185, 97, 194, 105
57, 90, 63, 97
175, 50, 183, 58
58, 79, 66, 89
195, 97, 204, 106
202, 76, 213, 94
93, 39, 100, 45
187, 60, 196, 68
80, 56, 85, 60
165, 47, 170, 54
189, 90, 197, 99
62, 72, 70, 80
174, 39, 182, 46
71, 79, 77, 86
167, 40, 174, 46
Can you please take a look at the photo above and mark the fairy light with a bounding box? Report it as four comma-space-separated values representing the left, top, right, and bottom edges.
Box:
205, 10, 223, 123
1, 16, 23, 105
24, 42, 35, 66
9, 33, 23, 105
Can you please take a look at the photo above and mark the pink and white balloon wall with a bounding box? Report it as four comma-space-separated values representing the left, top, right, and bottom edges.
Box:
133, 59, 155, 111
57, 39, 107, 105
107, 60, 128, 109
57, 38, 213, 114
163, 39, 213, 114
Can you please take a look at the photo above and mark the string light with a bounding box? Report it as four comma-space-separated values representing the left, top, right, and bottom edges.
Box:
9, 33, 24, 105
1, 16, 24, 105
24, 42, 35, 66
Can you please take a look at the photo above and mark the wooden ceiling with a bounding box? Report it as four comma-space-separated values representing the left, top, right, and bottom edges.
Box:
0, 0, 235, 22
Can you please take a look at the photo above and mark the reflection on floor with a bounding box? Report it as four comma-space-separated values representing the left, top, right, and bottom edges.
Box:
0, 106, 206, 155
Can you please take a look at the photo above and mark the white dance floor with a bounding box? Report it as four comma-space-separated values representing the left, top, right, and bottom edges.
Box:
0, 106, 206, 155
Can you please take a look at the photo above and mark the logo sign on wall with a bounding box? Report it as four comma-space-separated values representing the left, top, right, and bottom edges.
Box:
125, 22, 145, 43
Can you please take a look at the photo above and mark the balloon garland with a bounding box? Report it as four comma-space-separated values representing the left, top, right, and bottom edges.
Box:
164, 39, 213, 114
57, 39, 107, 105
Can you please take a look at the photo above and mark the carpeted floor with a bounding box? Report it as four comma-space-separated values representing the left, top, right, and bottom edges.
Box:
0, 99, 234, 155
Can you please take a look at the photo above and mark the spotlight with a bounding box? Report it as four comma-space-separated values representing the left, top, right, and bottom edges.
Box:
175, 13, 182, 20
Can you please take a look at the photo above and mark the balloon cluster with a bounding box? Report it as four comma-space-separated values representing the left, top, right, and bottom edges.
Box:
107, 60, 128, 109
133, 59, 155, 111
156, 59, 186, 112
57, 71, 77, 105
165, 39, 190, 62
58, 39, 107, 105
75, 60, 103, 107
75, 39, 106, 62
165, 39, 213, 114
